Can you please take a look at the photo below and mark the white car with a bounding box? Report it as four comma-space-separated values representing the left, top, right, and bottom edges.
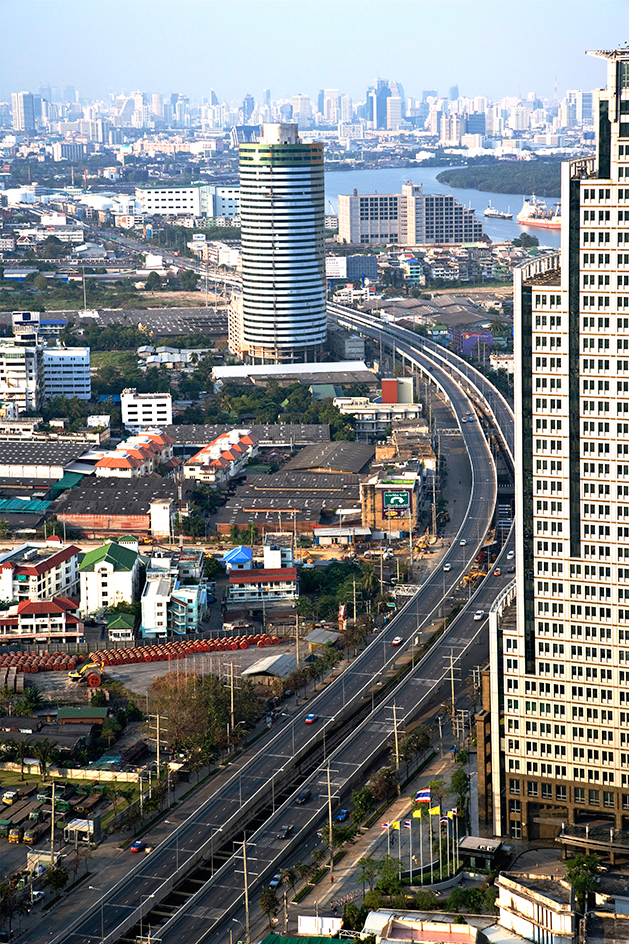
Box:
507, 550, 515, 559
473, 610, 484, 621
460, 539, 467, 546
392, 636, 404, 646
443, 563, 452, 572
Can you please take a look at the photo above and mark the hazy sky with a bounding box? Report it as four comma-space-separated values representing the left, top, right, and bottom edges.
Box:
3, 0, 629, 104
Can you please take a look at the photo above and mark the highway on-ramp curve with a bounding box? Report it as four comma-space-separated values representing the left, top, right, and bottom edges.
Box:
57, 348, 502, 944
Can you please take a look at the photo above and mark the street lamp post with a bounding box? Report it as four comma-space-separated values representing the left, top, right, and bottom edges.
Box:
140, 893, 155, 941
88, 886, 104, 941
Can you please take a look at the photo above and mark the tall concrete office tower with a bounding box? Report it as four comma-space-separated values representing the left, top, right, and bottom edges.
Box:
481, 46, 629, 855
11, 92, 35, 132
236, 123, 326, 363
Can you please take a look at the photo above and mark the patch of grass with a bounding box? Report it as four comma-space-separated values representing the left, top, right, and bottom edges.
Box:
91, 351, 138, 370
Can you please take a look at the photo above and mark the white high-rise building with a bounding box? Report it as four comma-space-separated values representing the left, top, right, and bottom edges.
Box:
11, 92, 35, 132
121, 388, 172, 429
43, 347, 91, 400
235, 123, 326, 363
486, 46, 629, 854
291, 94, 311, 127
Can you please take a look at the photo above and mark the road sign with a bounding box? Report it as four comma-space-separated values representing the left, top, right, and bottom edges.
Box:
383, 491, 410, 509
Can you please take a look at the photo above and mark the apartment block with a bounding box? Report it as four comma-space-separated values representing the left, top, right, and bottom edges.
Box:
0, 337, 43, 413
338, 182, 483, 246
0, 541, 80, 603
43, 347, 91, 400
121, 388, 172, 430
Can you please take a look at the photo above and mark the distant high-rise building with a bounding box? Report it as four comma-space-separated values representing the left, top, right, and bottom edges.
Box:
340, 95, 353, 123
263, 88, 271, 107
242, 93, 255, 122
422, 90, 438, 101
63, 85, 76, 103
151, 93, 163, 118
209, 89, 219, 106
235, 123, 326, 364
387, 95, 403, 130
449, 84, 459, 101
480, 45, 629, 855
291, 94, 311, 127
317, 89, 325, 115
11, 92, 35, 132
368, 79, 391, 130
38, 85, 51, 103
323, 89, 340, 123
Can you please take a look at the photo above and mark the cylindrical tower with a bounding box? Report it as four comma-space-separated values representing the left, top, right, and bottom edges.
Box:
239, 123, 326, 363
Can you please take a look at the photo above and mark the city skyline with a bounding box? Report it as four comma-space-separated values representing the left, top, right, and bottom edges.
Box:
3, 0, 629, 104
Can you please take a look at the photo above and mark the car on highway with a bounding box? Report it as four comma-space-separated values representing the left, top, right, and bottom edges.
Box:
468, 415, 475, 422
336, 809, 350, 822
296, 786, 312, 804
305, 713, 319, 724
392, 636, 404, 646
269, 873, 282, 889
460, 539, 467, 546
277, 824, 294, 839
443, 563, 452, 571
507, 550, 515, 559
494, 567, 502, 576
130, 840, 146, 853
507, 565, 515, 573
145, 845, 155, 855
473, 610, 484, 621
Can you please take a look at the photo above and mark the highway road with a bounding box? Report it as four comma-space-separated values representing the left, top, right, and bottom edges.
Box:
57, 322, 502, 944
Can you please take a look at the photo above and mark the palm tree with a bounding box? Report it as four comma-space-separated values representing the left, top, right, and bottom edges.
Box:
34, 739, 57, 781
360, 562, 378, 597
11, 738, 32, 781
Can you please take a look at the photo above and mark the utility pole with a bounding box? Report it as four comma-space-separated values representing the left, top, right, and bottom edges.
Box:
50, 780, 56, 868
230, 661, 235, 735
392, 704, 401, 795
295, 612, 300, 668
156, 714, 161, 775
82, 266, 87, 310
243, 839, 250, 944
450, 650, 456, 721
327, 763, 334, 882
353, 579, 357, 624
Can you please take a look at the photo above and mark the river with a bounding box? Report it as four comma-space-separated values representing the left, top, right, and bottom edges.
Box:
324, 165, 561, 249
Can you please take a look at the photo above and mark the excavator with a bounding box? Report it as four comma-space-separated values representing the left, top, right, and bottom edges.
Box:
68, 661, 103, 687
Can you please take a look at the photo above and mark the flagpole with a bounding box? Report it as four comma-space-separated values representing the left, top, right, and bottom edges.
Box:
429, 813, 433, 885
419, 814, 423, 886
398, 825, 401, 879
455, 813, 459, 872
439, 819, 443, 881
409, 822, 413, 886
387, 824, 390, 857
446, 817, 450, 878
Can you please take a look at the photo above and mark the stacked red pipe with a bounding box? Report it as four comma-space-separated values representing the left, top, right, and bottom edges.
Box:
0, 634, 281, 675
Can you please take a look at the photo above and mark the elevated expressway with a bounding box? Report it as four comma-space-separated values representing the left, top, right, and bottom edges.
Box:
59, 311, 514, 944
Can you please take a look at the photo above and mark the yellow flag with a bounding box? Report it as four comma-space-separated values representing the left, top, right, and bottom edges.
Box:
429, 805, 441, 816
391, 821, 400, 830
447, 810, 454, 820
412, 809, 422, 819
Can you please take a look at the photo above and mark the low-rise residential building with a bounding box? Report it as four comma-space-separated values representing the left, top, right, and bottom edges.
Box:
183, 428, 258, 484
42, 347, 91, 400
93, 430, 177, 478
79, 537, 141, 615
226, 540, 298, 606
0, 337, 43, 413
140, 547, 206, 639
121, 388, 172, 430
334, 396, 422, 441
0, 540, 80, 603
0, 596, 84, 644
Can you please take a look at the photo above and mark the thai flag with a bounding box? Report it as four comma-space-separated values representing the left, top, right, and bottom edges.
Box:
440, 816, 449, 825
404, 820, 412, 829
415, 788, 430, 803
381, 822, 389, 829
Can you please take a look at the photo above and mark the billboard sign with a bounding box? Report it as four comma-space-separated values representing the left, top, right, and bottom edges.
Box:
382, 490, 412, 519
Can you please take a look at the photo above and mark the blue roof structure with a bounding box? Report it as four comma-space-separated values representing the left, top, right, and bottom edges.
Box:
222, 546, 253, 564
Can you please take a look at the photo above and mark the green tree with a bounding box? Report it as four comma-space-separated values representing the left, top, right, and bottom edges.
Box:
0, 882, 28, 937
44, 866, 69, 893
357, 856, 380, 893
258, 886, 280, 928
180, 269, 199, 291
377, 854, 402, 900
342, 901, 367, 931
41, 235, 65, 258
565, 853, 600, 913
10, 738, 32, 780
145, 271, 161, 291
351, 786, 374, 824
450, 768, 470, 822
369, 766, 397, 802
34, 738, 57, 781
428, 778, 447, 810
